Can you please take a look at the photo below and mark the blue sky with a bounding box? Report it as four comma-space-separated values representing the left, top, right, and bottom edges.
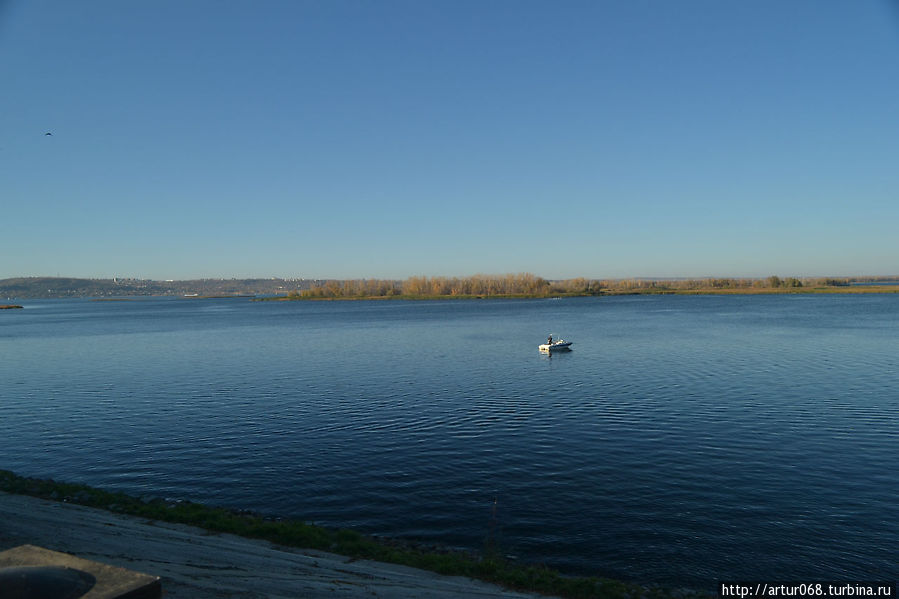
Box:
2, 1, 898, 280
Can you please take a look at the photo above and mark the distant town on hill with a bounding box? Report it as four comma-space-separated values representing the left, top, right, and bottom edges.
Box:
2, 275, 898, 300
0, 277, 319, 299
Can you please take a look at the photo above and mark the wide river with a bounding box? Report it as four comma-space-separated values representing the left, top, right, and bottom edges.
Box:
1, 294, 896, 587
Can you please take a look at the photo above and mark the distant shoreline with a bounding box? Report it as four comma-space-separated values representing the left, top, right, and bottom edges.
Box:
254, 274, 899, 301
3, 274, 898, 300
607, 285, 899, 296
256, 285, 899, 302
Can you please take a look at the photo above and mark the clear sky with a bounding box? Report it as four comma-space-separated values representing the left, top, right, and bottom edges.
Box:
2, 1, 898, 280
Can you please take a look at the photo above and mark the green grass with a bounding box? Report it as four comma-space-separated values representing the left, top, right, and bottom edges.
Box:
0, 469, 706, 599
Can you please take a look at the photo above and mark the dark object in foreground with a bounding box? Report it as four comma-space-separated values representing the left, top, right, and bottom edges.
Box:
0, 545, 160, 599
0, 566, 94, 599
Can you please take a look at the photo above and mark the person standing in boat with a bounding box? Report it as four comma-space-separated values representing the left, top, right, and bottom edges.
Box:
547, 335, 553, 345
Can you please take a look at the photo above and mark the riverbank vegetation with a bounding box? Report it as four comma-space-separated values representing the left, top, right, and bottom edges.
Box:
0, 469, 702, 599
262, 273, 897, 300
4, 275, 897, 300
283, 273, 574, 299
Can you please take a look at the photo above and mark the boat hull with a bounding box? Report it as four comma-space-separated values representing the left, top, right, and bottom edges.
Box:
538, 342, 572, 352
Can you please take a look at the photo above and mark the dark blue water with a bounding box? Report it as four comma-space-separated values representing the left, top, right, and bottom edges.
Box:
1, 295, 897, 587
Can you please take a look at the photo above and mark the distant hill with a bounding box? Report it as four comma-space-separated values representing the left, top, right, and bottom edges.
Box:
0, 277, 323, 299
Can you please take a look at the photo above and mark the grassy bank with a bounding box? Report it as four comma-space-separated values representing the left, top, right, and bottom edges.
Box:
0, 470, 703, 599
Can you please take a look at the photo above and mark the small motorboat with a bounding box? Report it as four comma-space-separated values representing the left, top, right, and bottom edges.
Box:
538, 335, 572, 352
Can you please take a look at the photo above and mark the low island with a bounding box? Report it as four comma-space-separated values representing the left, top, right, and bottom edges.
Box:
2, 275, 897, 301
256, 274, 899, 301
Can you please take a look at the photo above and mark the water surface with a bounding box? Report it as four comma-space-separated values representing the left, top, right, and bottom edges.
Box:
1, 294, 896, 587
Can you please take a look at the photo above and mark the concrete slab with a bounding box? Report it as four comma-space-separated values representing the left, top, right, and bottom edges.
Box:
0, 544, 161, 599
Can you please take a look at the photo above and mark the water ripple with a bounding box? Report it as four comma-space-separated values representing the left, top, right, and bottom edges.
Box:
1, 295, 897, 587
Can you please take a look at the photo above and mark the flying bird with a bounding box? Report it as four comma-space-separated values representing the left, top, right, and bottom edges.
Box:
44, 132, 52, 136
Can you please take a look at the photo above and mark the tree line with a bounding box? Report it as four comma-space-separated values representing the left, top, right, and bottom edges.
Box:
287, 274, 852, 299
291, 273, 561, 298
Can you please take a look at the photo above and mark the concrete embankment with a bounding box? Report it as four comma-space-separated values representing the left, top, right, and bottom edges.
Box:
0, 492, 553, 598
